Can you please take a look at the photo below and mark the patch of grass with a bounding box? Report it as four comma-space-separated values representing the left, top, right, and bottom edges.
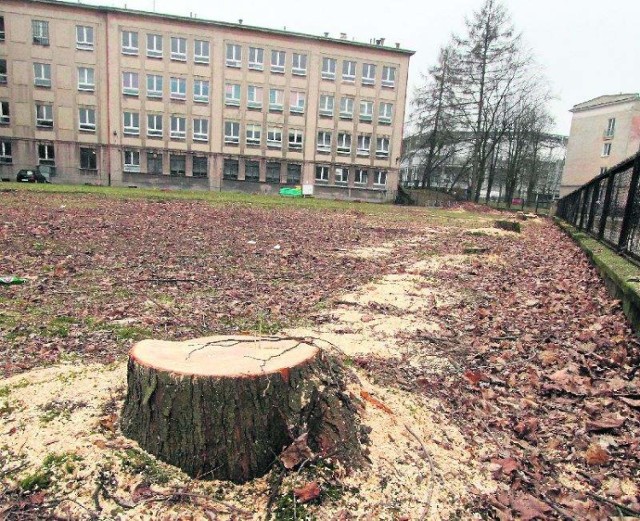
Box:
45, 316, 77, 338
19, 452, 82, 492
118, 447, 171, 484
0, 386, 10, 398
108, 324, 152, 341
39, 399, 87, 424
273, 491, 313, 520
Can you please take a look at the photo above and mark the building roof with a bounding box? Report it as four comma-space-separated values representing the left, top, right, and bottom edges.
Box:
23, 0, 416, 56
571, 93, 640, 113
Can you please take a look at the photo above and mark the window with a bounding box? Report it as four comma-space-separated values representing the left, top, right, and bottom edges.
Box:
292, 53, 307, 76
337, 133, 351, 155
32, 20, 49, 46
287, 164, 301, 185
170, 115, 186, 139
170, 77, 186, 100
376, 137, 390, 158
357, 134, 371, 156
80, 147, 97, 170
362, 63, 376, 85
187, 156, 206, 178
290, 91, 305, 114
342, 60, 356, 82
226, 43, 241, 67
38, 143, 55, 165
267, 127, 282, 148
0, 16, 5, 42
123, 111, 139, 135
379, 102, 393, 124
266, 162, 281, 183
224, 121, 240, 144
147, 114, 163, 137
0, 60, 6, 84
34, 63, 51, 88
78, 107, 96, 132
245, 160, 260, 182
247, 85, 263, 109
0, 141, 12, 164
354, 168, 368, 185
147, 152, 163, 175
321, 57, 336, 80
335, 167, 348, 184
340, 97, 354, 119
289, 129, 303, 151
319, 94, 334, 117
317, 131, 331, 153
122, 71, 139, 96
193, 118, 209, 142
170, 154, 186, 176
605, 118, 616, 138
360, 100, 373, 122
600, 167, 607, 176
147, 34, 163, 58
315, 165, 329, 183
249, 47, 264, 70
36, 104, 53, 128
78, 67, 95, 91
0, 102, 9, 124
374, 170, 387, 186
193, 79, 209, 103
602, 142, 612, 157
123, 149, 140, 172
76, 26, 94, 50
246, 123, 262, 146
194, 40, 210, 64
269, 89, 284, 112
382, 66, 396, 88
271, 50, 285, 74
225, 83, 241, 106
147, 74, 163, 98
170, 37, 187, 61
224, 159, 239, 180
121, 31, 138, 55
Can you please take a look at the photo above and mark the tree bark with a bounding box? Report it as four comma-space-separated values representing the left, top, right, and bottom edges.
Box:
120, 336, 363, 483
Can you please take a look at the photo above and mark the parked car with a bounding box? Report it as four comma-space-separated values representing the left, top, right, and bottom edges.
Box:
16, 168, 51, 183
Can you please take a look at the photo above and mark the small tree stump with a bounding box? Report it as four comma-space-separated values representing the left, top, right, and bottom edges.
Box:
120, 336, 362, 483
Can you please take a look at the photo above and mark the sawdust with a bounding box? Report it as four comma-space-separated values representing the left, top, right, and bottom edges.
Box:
0, 245, 497, 520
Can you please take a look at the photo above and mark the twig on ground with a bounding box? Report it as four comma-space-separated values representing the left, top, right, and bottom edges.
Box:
586, 491, 640, 516
404, 423, 435, 521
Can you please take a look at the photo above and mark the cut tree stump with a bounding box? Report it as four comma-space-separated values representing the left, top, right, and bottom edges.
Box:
120, 335, 362, 483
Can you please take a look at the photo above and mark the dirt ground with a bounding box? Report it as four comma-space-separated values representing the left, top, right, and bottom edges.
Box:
1, 191, 639, 520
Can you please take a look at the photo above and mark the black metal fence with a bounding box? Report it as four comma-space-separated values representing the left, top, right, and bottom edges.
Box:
556, 152, 640, 261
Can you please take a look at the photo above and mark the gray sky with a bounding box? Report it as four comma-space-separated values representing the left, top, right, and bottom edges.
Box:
82, 0, 640, 135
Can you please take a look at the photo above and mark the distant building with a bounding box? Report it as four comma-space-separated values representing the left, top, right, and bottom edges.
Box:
0, 0, 414, 201
560, 93, 640, 197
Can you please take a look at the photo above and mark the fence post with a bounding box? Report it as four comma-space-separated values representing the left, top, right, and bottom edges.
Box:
586, 180, 600, 233
598, 174, 615, 239
617, 155, 640, 251
578, 188, 590, 229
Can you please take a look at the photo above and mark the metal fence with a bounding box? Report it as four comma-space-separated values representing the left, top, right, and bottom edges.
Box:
556, 152, 640, 261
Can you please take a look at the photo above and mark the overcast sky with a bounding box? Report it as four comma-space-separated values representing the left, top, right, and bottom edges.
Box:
80, 0, 640, 135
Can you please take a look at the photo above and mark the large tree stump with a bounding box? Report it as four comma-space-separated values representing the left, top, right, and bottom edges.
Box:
120, 336, 362, 483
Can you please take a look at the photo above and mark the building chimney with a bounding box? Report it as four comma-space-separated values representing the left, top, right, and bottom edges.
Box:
323, 32, 329, 37
340, 32, 347, 40
395, 42, 401, 48
238, 18, 243, 24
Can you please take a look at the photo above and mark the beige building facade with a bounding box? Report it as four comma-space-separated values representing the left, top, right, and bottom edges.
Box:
0, 0, 413, 201
560, 93, 640, 197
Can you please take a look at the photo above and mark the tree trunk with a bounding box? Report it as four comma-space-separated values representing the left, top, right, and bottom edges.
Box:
120, 336, 363, 483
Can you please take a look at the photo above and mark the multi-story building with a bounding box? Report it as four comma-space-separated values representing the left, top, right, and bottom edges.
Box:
0, 0, 413, 202
560, 93, 640, 197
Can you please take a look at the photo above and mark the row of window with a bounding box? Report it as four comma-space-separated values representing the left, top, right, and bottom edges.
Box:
222, 121, 390, 158
0, 100, 391, 157
2, 17, 398, 87
122, 31, 210, 64
225, 43, 397, 88
0, 140, 54, 165
0, 139, 388, 188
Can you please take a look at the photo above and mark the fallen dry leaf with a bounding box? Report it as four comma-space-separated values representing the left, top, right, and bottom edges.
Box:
294, 481, 321, 503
